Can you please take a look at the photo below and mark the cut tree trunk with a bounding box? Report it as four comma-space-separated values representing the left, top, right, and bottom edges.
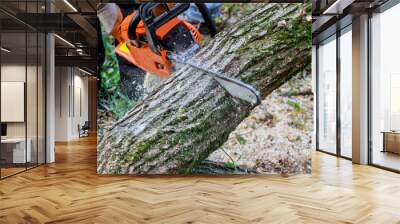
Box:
98, 3, 311, 174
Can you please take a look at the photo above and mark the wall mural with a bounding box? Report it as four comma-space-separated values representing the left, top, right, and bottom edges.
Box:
97, 3, 312, 175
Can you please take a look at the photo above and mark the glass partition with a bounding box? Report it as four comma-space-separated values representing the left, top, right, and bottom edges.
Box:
370, 3, 400, 171
1, 30, 28, 178
339, 26, 352, 158
0, 1, 46, 179
317, 35, 337, 154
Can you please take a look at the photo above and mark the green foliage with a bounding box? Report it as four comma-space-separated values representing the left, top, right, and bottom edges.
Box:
270, 4, 312, 52
235, 134, 247, 145
175, 107, 188, 122
99, 31, 135, 120
287, 100, 307, 130
224, 161, 242, 174
224, 161, 236, 169
284, 4, 311, 42
287, 100, 301, 112
288, 118, 306, 130
222, 3, 254, 18
123, 138, 157, 164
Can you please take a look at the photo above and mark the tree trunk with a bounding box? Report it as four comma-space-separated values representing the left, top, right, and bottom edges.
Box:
98, 3, 311, 174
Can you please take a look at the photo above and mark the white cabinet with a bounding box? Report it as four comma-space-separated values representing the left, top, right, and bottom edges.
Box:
1, 138, 32, 163
1, 82, 25, 122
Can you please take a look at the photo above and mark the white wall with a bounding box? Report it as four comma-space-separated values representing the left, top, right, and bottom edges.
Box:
54, 67, 89, 141
55, 66, 69, 141
1, 65, 26, 139
72, 73, 89, 138
1, 65, 41, 137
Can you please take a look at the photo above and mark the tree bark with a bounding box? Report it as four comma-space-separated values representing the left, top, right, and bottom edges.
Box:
98, 3, 311, 174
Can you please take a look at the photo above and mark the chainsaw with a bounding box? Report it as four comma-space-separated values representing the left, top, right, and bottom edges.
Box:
99, 3, 261, 105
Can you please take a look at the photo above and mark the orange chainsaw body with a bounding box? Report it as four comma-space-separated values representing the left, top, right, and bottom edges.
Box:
112, 9, 201, 77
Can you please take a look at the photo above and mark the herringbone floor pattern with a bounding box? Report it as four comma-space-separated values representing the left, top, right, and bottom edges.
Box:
1, 135, 400, 223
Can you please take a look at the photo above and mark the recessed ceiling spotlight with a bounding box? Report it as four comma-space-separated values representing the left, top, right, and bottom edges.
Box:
1, 47, 11, 53
323, 0, 355, 15
78, 67, 93, 76
63, 0, 78, 12
54, 34, 75, 48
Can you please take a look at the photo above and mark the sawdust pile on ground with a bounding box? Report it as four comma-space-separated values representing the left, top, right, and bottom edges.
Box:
208, 73, 313, 174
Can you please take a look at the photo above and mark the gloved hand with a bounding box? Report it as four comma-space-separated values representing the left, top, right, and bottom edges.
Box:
179, 3, 222, 24
97, 3, 120, 34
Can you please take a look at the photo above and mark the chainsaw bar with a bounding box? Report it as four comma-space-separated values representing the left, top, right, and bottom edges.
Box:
170, 53, 261, 105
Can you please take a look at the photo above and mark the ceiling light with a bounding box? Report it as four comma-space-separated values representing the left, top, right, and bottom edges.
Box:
54, 34, 75, 48
63, 0, 78, 12
1, 47, 11, 53
323, 0, 355, 15
76, 48, 86, 56
78, 68, 93, 76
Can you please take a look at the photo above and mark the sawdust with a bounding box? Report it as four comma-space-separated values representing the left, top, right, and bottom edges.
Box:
208, 73, 313, 174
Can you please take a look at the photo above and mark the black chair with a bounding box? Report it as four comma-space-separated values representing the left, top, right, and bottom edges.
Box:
79, 121, 90, 138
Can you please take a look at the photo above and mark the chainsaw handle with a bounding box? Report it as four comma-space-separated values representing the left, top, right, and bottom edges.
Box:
128, 4, 174, 44
140, 3, 189, 30
128, 13, 141, 42
127, 3, 190, 54
140, 3, 190, 54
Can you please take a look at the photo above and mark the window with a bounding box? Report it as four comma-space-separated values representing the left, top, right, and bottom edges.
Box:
339, 26, 352, 158
317, 35, 337, 154
370, 3, 400, 171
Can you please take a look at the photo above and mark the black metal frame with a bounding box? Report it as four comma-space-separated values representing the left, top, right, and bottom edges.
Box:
336, 23, 341, 158
0, 13, 2, 179
315, 22, 353, 162
367, 0, 400, 173
367, 10, 373, 166
315, 44, 319, 151
316, 0, 400, 172
0, 0, 47, 180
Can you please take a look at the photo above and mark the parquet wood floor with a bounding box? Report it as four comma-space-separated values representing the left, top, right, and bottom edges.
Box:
0, 167, 26, 178
1, 135, 400, 223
